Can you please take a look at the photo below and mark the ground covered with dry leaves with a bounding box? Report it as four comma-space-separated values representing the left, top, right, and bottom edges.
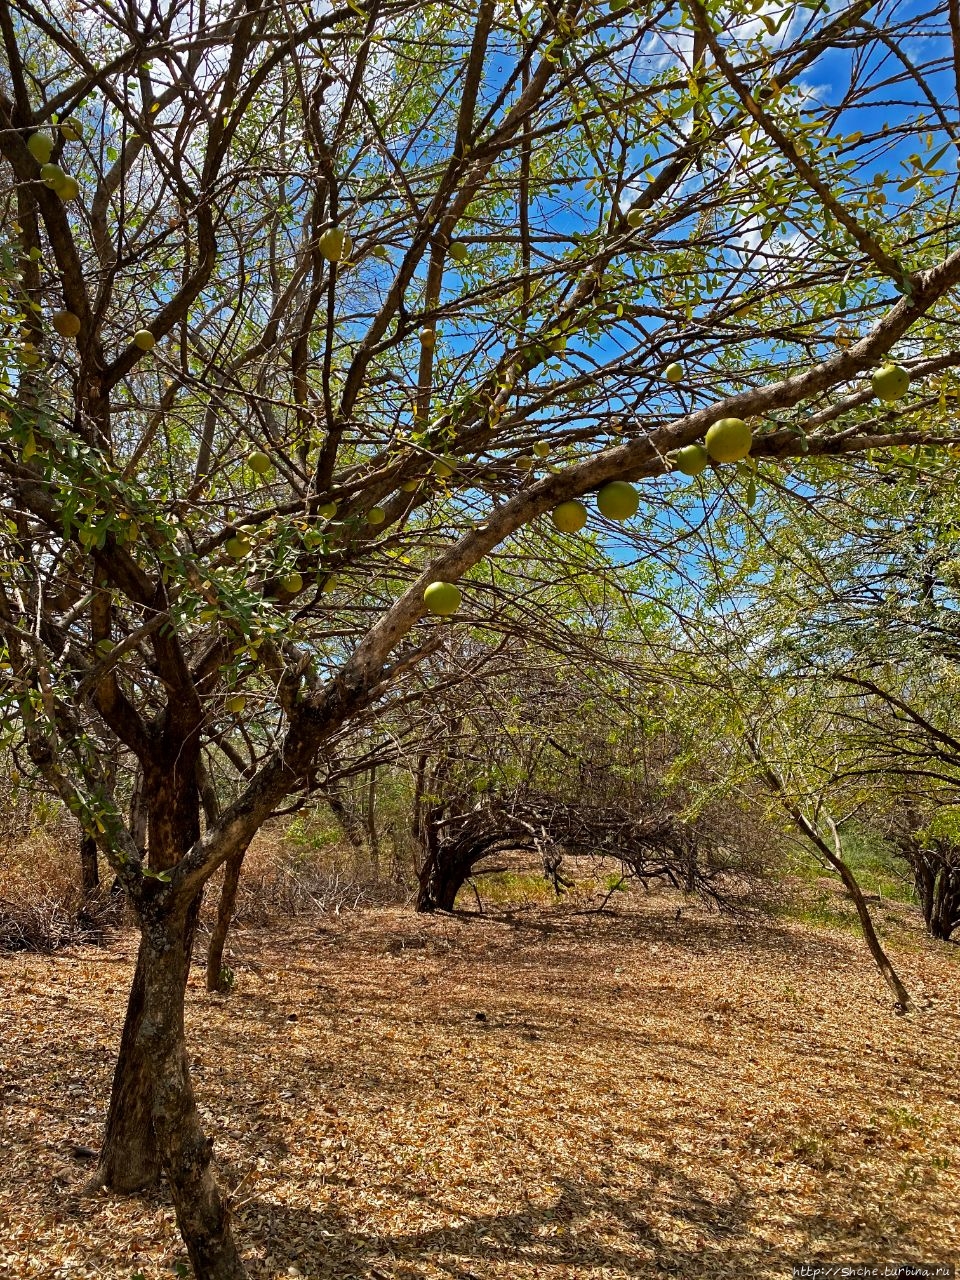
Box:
1, 888, 958, 1280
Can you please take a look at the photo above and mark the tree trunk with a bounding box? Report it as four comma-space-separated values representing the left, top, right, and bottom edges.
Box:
80, 831, 100, 899
206, 854, 243, 992
365, 765, 379, 876
97, 939, 161, 1190
141, 907, 245, 1279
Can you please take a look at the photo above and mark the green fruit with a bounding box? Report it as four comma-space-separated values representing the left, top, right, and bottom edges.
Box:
248, 450, 271, 474
280, 572, 303, 594
40, 163, 64, 188
321, 574, 338, 593
419, 326, 436, 348
448, 241, 469, 263
596, 480, 639, 521
318, 227, 351, 262
871, 363, 909, 402
664, 361, 683, 383
371, 244, 391, 261
367, 506, 386, 525
704, 417, 752, 463
516, 455, 534, 471
133, 329, 155, 351
432, 456, 455, 479
551, 500, 588, 533
225, 694, 246, 714
424, 580, 461, 616
27, 133, 53, 164
60, 120, 83, 142
672, 444, 710, 477
627, 208, 642, 229
401, 477, 421, 492
54, 175, 80, 202
51, 310, 81, 338
225, 535, 252, 559
317, 501, 338, 519
533, 440, 551, 459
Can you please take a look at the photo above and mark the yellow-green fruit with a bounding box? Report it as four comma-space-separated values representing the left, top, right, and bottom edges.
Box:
248, 450, 271, 474
52, 310, 81, 338
54, 175, 80, 201
321, 574, 338, 593
533, 440, 551, 459
225, 535, 252, 559
424, 581, 461, 616
705, 417, 751, 463
317, 501, 338, 520
60, 119, 83, 142
401, 477, 420, 492
871, 363, 910, 402
133, 329, 155, 351
673, 444, 709, 477
280, 571, 303, 594
627, 208, 642, 229
367, 506, 386, 525
516, 455, 534, 471
448, 241, 469, 263
419, 327, 436, 348
664, 361, 683, 383
318, 227, 351, 262
225, 694, 246, 714
551, 500, 588, 533
40, 163, 64, 188
596, 480, 639, 522
432, 456, 455, 479
27, 133, 53, 164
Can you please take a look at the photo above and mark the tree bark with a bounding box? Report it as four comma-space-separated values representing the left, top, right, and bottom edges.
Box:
206, 854, 242, 992
80, 831, 100, 899
142, 907, 245, 1279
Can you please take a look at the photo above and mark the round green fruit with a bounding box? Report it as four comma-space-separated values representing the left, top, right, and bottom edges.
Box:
551, 500, 588, 533
401, 477, 421, 492
51, 310, 81, 338
516, 455, 534, 471
27, 133, 53, 164
60, 119, 83, 142
664, 361, 683, 383
424, 580, 462, 616
280, 572, 304, 595
225, 694, 246, 714
40, 163, 64, 188
704, 417, 751, 463
321, 574, 338, 594
871, 363, 909, 402
672, 444, 709, 477
419, 326, 436, 348
248, 450, 271, 474
432, 456, 455, 479
54, 175, 80, 201
596, 480, 639, 522
367, 506, 386, 525
317, 501, 338, 520
533, 440, 551, 459
318, 227, 351, 262
225, 535, 252, 559
448, 241, 469, 263
627, 208, 642, 229
133, 329, 155, 351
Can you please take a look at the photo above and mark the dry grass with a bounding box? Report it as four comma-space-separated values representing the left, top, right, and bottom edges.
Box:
1, 888, 958, 1280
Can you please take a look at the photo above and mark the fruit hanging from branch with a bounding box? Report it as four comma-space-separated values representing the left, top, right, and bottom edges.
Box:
225, 535, 252, 559
51, 310, 81, 338
448, 241, 469, 263
704, 417, 752, 463
871, 363, 910, 401
27, 133, 53, 163
248, 451, 271, 474
133, 329, 155, 351
596, 480, 639, 521
40, 163, 64, 188
551, 500, 588, 533
419, 327, 436, 349
664, 361, 683, 383
424, 581, 462, 616
318, 227, 351, 262
672, 444, 710, 476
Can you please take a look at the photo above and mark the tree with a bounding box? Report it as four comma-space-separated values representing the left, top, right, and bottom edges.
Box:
2, 0, 960, 1272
